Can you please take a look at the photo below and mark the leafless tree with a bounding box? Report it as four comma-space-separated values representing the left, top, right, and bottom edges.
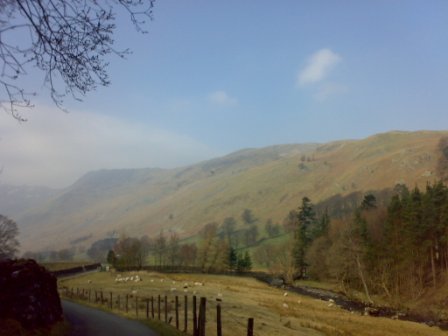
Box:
0, 0, 155, 120
0, 214, 19, 259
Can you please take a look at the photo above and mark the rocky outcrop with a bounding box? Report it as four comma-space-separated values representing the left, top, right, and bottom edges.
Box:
0, 259, 63, 329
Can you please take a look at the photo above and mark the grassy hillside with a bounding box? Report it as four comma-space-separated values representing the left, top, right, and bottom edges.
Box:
15, 130, 448, 252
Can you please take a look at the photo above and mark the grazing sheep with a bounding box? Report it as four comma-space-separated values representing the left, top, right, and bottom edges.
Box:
282, 303, 289, 309
283, 292, 288, 297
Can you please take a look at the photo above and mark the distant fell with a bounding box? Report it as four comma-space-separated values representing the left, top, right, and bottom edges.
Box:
9, 130, 448, 252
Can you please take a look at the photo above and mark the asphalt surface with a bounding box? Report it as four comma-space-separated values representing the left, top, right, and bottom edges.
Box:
62, 300, 159, 336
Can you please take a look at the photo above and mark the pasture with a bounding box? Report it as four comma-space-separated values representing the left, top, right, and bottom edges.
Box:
58, 271, 446, 336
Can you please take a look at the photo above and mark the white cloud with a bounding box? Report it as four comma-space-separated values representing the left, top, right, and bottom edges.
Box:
208, 90, 238, 106
298, 49, 341, 86
313, 83, 349, 101
0, 106, 217, 188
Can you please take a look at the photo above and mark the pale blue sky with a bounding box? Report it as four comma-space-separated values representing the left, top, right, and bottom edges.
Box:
2, 0, 448, 187
82, 0, 448, 147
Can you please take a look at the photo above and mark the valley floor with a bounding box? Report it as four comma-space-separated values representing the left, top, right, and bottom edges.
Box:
58, 271, 447, 336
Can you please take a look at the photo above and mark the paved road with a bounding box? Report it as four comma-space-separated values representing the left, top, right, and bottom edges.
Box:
62, 300, 159, 336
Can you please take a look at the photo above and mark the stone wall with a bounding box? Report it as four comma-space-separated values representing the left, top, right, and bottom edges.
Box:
0, 259, 63, 329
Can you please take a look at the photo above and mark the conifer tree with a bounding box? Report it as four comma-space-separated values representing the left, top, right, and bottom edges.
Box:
293, 197, 316, 276
228, 247, 238, 271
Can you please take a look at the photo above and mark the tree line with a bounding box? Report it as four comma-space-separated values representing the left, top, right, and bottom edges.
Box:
254, 181, 448, 305
105, 223, 253, 273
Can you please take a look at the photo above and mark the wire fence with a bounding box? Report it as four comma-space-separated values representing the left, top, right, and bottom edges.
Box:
61, 286, 254, 336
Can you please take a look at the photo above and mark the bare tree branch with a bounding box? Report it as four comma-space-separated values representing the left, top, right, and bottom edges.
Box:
0, 0, 155, 120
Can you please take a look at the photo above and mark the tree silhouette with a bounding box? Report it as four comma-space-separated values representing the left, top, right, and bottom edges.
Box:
0, 214, 19, 260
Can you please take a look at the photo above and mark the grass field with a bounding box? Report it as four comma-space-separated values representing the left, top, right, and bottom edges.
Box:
58, 270, 447, 336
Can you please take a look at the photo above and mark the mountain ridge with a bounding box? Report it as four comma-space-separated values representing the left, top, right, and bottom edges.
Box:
4, 130, 447, 253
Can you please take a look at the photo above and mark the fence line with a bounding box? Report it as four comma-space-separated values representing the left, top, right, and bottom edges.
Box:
62, 286, 254, 336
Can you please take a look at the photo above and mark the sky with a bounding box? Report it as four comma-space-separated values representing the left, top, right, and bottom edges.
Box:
1, 0, 448, 187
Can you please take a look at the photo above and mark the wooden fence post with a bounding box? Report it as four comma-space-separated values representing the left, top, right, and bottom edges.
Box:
94, 290, 97, 303
198, 297, 206, 336
158, 295, 161, 320
184, 295, 188, 333
217, 304, 222, 336
247, 317, 254, 336
88, 289, 91, 302
110, 292, 113, 309
126, 294, 129, 313
151, 296, 154, 318
100, 291, 104, 305
193, 296, 198, 336
135, 296, 138, 317
117, 295, 120, 310
164, 295, 168, 323
175, 296, 179, 329
146, 298, 149, 319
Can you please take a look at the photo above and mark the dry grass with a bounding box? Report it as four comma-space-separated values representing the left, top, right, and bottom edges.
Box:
59, 271, 447, 336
